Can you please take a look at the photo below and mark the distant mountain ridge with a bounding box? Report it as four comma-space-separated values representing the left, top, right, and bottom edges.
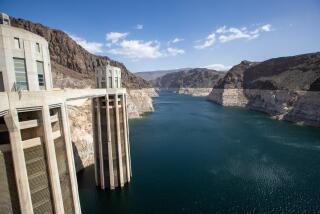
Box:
153, 68, 225, 88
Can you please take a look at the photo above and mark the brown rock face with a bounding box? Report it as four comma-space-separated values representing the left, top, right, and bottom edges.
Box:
208, 52, 320, 127
213, 61, 258, 89
214, 52, 320, 91
11, 17, 152, 89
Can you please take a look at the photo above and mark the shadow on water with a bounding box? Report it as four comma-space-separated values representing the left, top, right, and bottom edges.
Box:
78, 91, 320, 214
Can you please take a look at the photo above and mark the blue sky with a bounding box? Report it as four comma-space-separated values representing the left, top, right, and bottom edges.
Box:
2, 0, 320, 72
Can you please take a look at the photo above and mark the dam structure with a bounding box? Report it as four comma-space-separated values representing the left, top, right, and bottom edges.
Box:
0, 13, 131, 214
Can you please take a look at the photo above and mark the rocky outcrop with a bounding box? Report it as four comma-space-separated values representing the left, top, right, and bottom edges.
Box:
127, 88, 158, 118
208, 89, 248, 106
208, 52, 320, 127
67, 100, 94, 171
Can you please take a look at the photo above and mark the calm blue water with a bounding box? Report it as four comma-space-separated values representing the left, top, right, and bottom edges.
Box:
78, 91, 320, 213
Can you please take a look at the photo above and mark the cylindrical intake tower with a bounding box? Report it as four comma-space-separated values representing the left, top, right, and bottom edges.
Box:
93, 62, 131, 190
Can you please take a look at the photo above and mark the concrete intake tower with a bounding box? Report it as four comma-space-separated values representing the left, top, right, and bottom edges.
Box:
93, 64, 132, 190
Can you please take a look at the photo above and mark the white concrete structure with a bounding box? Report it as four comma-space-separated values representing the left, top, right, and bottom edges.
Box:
96, 61, 122, 89
0, 13, 132, 214
0, 12, 10, 25
94, 63, 131, 190
0, 13, 52, 92
0, 13, 80, 214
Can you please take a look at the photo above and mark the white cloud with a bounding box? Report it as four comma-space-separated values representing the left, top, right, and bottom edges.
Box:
106, 32, 129, 44
195, 24, 273, 49
68, 33, 103, 54
260, 24, 272, 32
134, 24, 144, 30
106, 31, 185, 60
216, 26, 227, 34
194, 33, 216, 49
109, 40, 163, 59
218, 24, 273, 43
204, 64, 232, 71
169, 37, 184, 44
166, 47, 185, 56
218, 27, 252, 43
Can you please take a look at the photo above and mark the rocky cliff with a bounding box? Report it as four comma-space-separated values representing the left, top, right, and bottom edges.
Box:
153, 68, 225, 96
11, 17, 157, 170
208, 52, 320, 127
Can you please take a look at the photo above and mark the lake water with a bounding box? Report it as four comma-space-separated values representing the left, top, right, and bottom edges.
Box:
78, 91, 320, 213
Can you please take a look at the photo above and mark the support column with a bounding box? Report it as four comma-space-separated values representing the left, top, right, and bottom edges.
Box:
92, 98, 99, 187
96, 98, 105, 189
121, 93, 131, 182
4, 110, 33, 214
42, 105, 64, 214
124, 94, 132, 177
115, 94, 124, 187
61, 103, 82, 214
106, 95, 115, 189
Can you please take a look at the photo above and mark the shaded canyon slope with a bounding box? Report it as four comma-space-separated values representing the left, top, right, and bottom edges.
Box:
153, 68, 226, 96
208, 52, 320, 127
11, 17, 157, 170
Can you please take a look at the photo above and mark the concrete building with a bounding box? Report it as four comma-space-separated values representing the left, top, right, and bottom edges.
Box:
0, 14, 52, 92
0, 13, 131, 214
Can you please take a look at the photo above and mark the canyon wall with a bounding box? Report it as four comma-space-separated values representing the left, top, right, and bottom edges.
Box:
207, 52, 320, 127
208, 89, 320, 127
